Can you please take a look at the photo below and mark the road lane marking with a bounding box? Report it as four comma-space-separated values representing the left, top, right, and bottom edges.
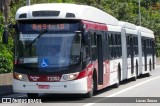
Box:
83, 76, 160, 106
107, 76, 160, 97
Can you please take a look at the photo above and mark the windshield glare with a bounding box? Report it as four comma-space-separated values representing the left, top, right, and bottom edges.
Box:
17, 33, 81, 67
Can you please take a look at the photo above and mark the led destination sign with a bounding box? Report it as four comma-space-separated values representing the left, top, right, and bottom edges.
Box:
32, 24, 65, 30
18, 23, 78, 32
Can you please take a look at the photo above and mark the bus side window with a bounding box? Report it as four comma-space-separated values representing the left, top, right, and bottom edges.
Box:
108, 33, 110, 59
117, 33, 121, 58
126, 35, 130, 57
105, 32, 110, 59
142, 38, 145, 56
115, 34, 117, 58
108, 33, 112, 59
83, 32, 91, 60
90, 32, 97, 61
112, 33, 115, 59
109, 33, 118, 59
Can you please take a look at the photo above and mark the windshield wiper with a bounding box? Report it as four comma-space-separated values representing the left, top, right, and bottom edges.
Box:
26, 30, 48, 49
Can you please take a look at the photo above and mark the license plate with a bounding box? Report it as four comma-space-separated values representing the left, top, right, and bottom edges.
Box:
38, 85, 50, 89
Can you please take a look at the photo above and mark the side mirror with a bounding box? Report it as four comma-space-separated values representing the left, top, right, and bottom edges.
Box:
2, 28, 9, 44
75, 31, 82, 39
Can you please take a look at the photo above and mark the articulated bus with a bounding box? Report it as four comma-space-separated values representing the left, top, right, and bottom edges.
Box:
119, 21, 156, 81
2, 3, 156, 98
119, 21, 138, 81
136, 26, 156, 75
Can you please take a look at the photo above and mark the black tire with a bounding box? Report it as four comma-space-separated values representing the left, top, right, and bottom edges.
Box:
146, 61, 152, 77
114, 65, 120, 88
84, 73, 97, 98
85, 89, 93, 98
27, 93, 39, 98
146, 73, 150, 77
84, 79, 94, 98
132, 73, 137, 81
133, 62, 138, 81
93, 72, 97, 92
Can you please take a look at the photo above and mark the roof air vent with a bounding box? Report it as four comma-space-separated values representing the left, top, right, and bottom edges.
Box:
19, 13, 27, 18
32, 11, 60, 17
66, 13, 75, 18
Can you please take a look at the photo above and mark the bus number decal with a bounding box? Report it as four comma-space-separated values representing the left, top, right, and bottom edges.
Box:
47, 76, 60, 82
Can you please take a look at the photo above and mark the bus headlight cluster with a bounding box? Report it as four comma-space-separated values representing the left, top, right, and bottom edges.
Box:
14, 72, 28, 81
62, 72, 79, 81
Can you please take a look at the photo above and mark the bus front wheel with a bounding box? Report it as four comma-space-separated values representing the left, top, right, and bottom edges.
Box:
84, 80, 94, 98
84, 71, 97, 98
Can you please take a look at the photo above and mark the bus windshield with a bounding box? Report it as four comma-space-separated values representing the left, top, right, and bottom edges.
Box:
15, 21, 81, 72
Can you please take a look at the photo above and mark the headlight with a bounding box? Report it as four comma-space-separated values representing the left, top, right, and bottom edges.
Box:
61, 72, 79, 81
13, 72, 28, 81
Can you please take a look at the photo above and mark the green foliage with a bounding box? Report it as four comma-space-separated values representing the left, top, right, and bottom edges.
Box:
0, 12, 13, 74
0, 13, 3, 32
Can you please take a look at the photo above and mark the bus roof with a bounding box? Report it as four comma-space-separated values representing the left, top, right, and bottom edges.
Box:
136, 26, 154, 38
119, 21, 136, 30
119, 21, 137, 35
136, 26, 153, 34
16, 3, 119, 26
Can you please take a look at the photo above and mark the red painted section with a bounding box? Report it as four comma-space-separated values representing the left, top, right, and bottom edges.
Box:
27, 75, 61, 82
86, 63, 94, 91
82, 20, 108, 31
92, 60, 110, 90
81, 20, 111, 91
75, 63, 93, 92
75, 69, 87, 80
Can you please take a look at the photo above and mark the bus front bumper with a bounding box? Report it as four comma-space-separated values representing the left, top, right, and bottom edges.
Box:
13, 77, 88, 94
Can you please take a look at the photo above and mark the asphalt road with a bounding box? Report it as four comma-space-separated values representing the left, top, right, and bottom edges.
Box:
1, 65, 160, 106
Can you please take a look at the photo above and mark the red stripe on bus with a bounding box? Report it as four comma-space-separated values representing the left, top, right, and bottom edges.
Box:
82, 20, 108, 31
75, 63, 93, 80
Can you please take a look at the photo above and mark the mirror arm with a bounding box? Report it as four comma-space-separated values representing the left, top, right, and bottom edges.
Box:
7, 24, 16, 29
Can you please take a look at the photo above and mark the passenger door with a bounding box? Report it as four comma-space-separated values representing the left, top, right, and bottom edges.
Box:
129, 36, 134, 74
143, 39, 147, 71
97, 35, 104, 85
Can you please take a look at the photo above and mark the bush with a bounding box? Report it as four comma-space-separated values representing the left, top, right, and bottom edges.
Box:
0, 13, 13, 74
